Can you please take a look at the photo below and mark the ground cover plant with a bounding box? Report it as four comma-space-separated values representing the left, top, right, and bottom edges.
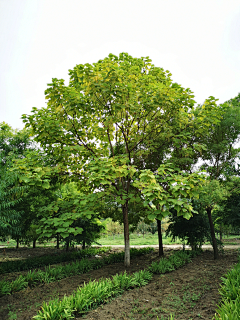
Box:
0, 247, 111, 274
0, 247, 238, 320
214, 252, 240, 319
84, 250, 239, 320
0, 248, 153, 297
33, 250, 197, 319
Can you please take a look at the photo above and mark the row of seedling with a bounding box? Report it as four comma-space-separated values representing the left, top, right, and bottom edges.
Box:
0, 247, 154, 297
33, 250, 201, 319
214, 257, 240, 320
0, 246, 111, 274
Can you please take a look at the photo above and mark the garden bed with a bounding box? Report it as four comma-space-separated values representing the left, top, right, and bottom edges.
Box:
0, 247, 238, 320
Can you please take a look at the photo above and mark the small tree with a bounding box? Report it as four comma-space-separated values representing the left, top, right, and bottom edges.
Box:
166, 206, 210, 250
133, 164, 203, 255
136, 219, 149, 238
105, 218, 123, 240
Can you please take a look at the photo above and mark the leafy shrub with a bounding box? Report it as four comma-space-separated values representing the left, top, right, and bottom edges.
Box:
0, 247, 154, 297
33, 249, 199, 319
166, 209, 210, 250
150, 259, 175, 274
33, 269, 153, 319
149, 250, 196, 274
0, 280, 11, 296
0, 247, 111, 274
214, 260, 240, 319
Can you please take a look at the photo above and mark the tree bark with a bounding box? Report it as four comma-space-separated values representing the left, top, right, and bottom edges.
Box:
16, 238, 19, 249
82, 240, 86, 249
157, 219, 164, 256
56, 233, 60, 249
122, 203, 130, 267
207, 207, 219, 259
219, 226, 223, 241
66, 239, 69, 252
33, 240, 36, 248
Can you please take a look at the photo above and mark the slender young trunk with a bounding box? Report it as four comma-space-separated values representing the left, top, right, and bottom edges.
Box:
207, 207, 219, 259
82, 240, 86, 249
56, 233, 60, 249
66, 239, 69, 252
122, 203, 130, 267
16, 238, 19, 249
220, 227, 223, 241
157, 219, 164, 256
33, 239, 36, 248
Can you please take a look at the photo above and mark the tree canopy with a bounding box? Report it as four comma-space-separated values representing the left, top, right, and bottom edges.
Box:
22, 53, 223, 265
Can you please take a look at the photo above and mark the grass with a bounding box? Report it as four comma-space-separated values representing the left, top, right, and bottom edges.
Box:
0, 234, 182, 248
1, 233, 239, 248
98, 233, 183, 246
97, 233, 240, 246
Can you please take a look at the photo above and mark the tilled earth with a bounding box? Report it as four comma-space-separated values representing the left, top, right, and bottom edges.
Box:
0, 247, 238, 320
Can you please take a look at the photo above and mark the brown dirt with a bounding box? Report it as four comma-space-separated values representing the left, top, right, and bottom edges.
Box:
0, 246, 66, 262
0, 247, 238, 320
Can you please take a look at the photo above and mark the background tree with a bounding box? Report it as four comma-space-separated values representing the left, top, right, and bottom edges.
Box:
104, 218, 123, 240
198, 96, 240, 179
166, 203, 210, 251
196, 97, 240, 259
136, 219, 149, 238
213, 177, 240, 236
0, 123, 34, 242
36, 182, 104, 250
133, 163, 204, 255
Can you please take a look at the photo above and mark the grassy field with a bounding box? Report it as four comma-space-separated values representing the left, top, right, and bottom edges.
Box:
98, 233, 183, 246
0, 233, 182, 248
1, 233, 239, 248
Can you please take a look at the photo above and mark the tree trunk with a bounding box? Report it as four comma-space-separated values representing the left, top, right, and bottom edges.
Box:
56, 233, 60, 249
219, 227, 223, 241
33, 240, 36, 248
82, 240, 86, 249
16, 238, 19, 249
66, 239, 69, 252
157, 219, 164, 256
122, 203, 130, 267
207, 207, 219, 259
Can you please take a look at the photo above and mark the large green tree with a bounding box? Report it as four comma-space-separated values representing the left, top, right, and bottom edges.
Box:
22, 53, 218, 266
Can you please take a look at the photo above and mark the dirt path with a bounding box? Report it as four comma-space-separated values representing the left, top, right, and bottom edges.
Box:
94, 244, 240, 250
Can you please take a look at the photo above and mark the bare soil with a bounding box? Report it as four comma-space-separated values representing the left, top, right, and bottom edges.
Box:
0, 247, 238, 320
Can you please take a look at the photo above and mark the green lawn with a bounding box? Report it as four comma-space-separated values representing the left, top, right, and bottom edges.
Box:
97, 233, 183, 246
1, 233, 239, 248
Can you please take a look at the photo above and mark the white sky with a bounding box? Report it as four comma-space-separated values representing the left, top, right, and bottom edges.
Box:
1, 0, 240, 130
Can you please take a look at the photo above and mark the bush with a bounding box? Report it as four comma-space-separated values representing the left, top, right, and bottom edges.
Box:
214, 256, 240, 319
33, 249, 201, 319
166, 209, 210, 250
0, 247, 110, 274
0, 247, 154, 297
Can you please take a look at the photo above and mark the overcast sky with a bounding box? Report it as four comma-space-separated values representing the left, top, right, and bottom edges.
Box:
1, 0, 240, 130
